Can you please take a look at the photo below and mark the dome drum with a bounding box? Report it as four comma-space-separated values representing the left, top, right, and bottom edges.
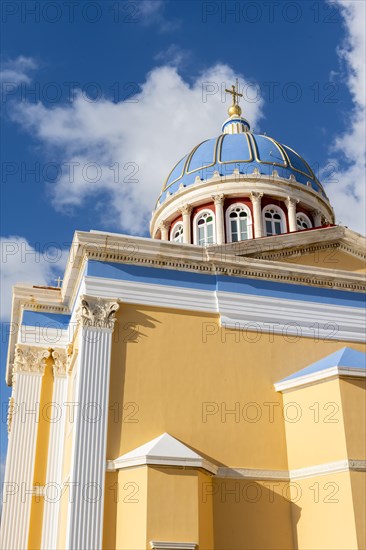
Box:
151, 100, 335, 246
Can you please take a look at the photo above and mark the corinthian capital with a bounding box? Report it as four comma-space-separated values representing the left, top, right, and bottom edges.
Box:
78, 296, 119, 330
212, 194, 225, 206
285, 196, 299, 208
178, 204, 193, 216
52, 349, 68, 377
159, 220, 171, 231
13, 345, 50, 375
249, 192, 263, 204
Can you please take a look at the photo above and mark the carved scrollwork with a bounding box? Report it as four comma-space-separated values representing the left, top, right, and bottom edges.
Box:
52, 350, 68, 377
249, 192, 263, 204
178, 204, 193, 216
78, 297, 119, 330
13, 345, 50, 375
212, 194, 225, 206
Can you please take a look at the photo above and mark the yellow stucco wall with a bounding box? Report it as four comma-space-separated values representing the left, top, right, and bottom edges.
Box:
339, 378, 366, 459
289, 471, 358, 550
103, 304, 365, 549
280, 378, 347, 470
212, 478, 294, 549
28, 357, 54, 550
114, 467, 148, 550
281, 248, 366, 272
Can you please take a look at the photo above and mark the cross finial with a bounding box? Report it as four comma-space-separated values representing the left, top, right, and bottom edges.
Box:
225, 79, 243, 106
55, 276, 63, 288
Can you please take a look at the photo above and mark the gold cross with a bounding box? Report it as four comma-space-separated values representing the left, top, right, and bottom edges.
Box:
225, 79, 243, 106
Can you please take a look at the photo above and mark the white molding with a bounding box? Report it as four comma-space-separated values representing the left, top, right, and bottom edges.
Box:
82, 277, 366, 343
106, 459, 366, 481
262, 203, 287, 235
218, 290, 365, 342
150, 542, 197, 550
19, 326, 70, 348
217, 467, 289, 481
192, 208, 216, 246
107, 455, 218, 475
225, 202, 253, 242
84, 276, 218, 313
217, 459, 366, 481
275, 365, 366, 392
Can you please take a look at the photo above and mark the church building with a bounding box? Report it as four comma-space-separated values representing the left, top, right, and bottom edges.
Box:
1, 83, 365, 550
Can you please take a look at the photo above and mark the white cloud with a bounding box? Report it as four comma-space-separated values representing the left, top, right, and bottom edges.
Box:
154, 44, 191, 67
138, 0, 180, 32
0, 56, 37, 84
12, 65, 264, 235
324, 0, 366, 234
0, 237, 68, 321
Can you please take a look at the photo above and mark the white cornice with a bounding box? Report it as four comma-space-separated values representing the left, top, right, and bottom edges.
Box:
150, 543, 197, 550
217, 459, 366, 481
274, 365, 366, 392
106, 459, 366, 481
5, 228, 365, 385
107, 455, 218, 475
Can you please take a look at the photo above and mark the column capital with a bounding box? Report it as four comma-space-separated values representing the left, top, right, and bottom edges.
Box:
211, 194, 225, 206
249, 192, 263, 203
178, 204, 193, 215
13, 345, 50, 375
285, 196, 299, 208
52, 349, 68, 378
78, 296, 120, 330
158, 220, 171, 230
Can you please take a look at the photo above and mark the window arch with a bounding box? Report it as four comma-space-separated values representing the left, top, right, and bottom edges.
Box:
170, 221, 184, 243
194, 210, 215, 245
226, 203, 253, 242
296, 212, 312, 230
263, 205, 287, 236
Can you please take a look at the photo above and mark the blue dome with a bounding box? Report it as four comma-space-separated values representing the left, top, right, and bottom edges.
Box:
157, 133, 327, 205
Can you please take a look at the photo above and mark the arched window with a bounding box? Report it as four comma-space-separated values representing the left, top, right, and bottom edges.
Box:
194, 210, 215, 245
226, 203, 253, 242
171, 221, 184, 242
263, 205, 286, 236
296, 213, 312, 230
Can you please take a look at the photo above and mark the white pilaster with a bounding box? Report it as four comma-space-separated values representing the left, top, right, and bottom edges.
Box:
159, 221, 170, 241
286, 197, 299, 232
178, 204, 192, 244
66, 297, 119, 550
249, 192, 264, 238
212, 194, 225, 245
0, 346, 49, 550
41, 349, 68, 550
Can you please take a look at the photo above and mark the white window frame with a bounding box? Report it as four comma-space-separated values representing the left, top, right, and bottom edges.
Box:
170, 221, 184, 242
296, 212, 312, 230
193, 209, 216, 245
226, 203, 253, 242
262, 204, 287, 236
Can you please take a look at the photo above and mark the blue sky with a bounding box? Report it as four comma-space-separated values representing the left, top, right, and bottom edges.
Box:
0, 0, 365, 472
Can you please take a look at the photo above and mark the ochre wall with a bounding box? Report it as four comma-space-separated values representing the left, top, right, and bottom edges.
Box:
27, 357, 54, 549
104, 303, 365, 549
281, 248, 366, 272
289, 472, 358, 550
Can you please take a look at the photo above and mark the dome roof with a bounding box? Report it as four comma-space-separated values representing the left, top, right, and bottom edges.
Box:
157, 132, 328, 205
